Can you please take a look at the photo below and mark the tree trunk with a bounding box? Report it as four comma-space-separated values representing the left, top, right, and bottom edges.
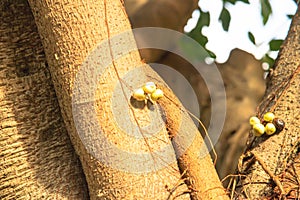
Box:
237, 4, 300, 199
27, 0, 228, 199
125, 1, 267, 183
0, 0, 88, 199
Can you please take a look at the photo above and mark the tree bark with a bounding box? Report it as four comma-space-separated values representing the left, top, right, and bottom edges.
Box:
237, 4, 300, 199
126, 0, 266, 182
0, 0, 88, 199
28, 0, 228, 199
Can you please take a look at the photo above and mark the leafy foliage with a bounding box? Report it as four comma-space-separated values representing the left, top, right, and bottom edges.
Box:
259, 39, 284, 67
219, 7, 231, 31
260, 0, 272, 24
187, 0, 295, 67
248, 32, 256, 45
188, 8, 210, 47
261, 53, 275, 68
222, 0, 250, 4
269, 39, 284, 51
187, 8, 217, 58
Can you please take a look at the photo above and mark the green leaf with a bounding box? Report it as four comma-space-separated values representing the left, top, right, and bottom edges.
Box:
189, 31, 208, 47
260, 0, 272, 25
287, 14, 294, 19
261, 54, 275, 67
206, 49, 217, 59
179, 36, 211, 61
188, 9, 210, 47
223, 0, 237, 4
188, 9, 210, 34
219, 7, 231, 31
248, 32, 256, 45
198, 9, 210, 27
269, 39, 283, 51
224, 0, 249, 4
237, 0, 250, 3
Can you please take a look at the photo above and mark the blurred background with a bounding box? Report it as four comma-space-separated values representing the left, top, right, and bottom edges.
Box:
124, 0, 297, 183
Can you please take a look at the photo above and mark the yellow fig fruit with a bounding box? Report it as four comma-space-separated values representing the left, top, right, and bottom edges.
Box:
132, 88, 146, 101
249, 116, 260, 126
150, 89, 164, 101
265, 123, 276, 135
263, 112, 275, 122
253, 123, 265, 136
142, 82, 156, 94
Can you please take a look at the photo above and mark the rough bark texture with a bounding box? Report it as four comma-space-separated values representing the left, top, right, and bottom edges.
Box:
156, 48, 265, 180
0, 0, 88, 199
27, 0, 187, 199
27, 0, 229, 199
126, 0, 266, 182
159, 88, 229, 200
237, 4, 300, 199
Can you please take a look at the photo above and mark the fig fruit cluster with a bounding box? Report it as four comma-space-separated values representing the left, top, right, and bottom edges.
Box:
132, 82, 164, 103
249, 112, 285, 137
